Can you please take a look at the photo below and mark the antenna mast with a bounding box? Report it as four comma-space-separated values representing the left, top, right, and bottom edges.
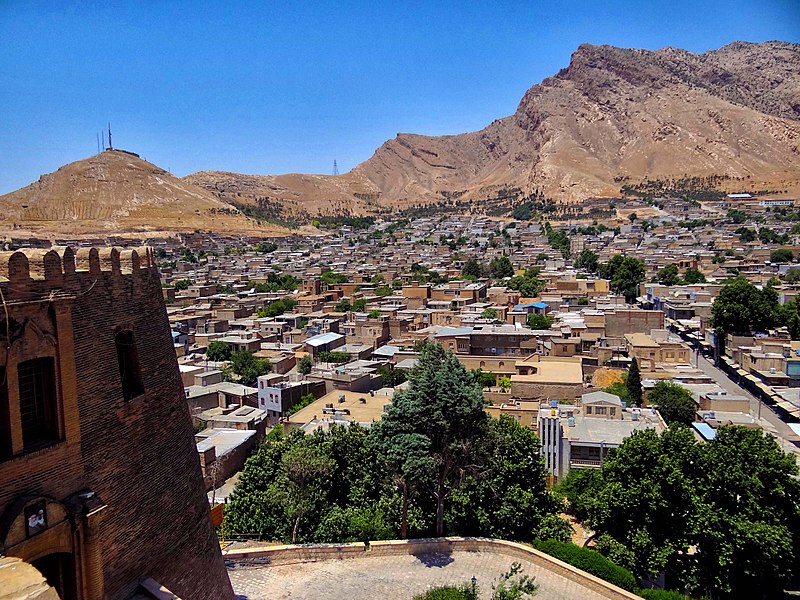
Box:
333, 159, 339, 176
96, 132, 101, 154
108, 122, 113, 150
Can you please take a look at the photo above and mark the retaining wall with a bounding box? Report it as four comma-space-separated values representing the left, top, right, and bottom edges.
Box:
224, 537, 642, 600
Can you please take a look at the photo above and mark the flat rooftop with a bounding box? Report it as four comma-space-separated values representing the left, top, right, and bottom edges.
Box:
287, 389, 393, 427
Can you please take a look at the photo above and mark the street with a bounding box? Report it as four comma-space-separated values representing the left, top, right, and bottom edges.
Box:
695, 353, 800, 457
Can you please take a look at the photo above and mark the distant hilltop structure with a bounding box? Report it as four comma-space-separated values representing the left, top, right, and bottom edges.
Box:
0, 247, 234, 600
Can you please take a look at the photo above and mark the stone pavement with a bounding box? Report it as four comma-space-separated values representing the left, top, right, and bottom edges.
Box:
227, 550, 612, 600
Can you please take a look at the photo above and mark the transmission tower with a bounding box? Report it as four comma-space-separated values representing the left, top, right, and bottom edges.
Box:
333, 160, 339, 176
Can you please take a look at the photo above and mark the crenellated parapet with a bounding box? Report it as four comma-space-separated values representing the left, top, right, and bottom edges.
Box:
0, 246, 158, 299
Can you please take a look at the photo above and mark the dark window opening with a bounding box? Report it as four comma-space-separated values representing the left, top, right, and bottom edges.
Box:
18, 357, 59, 451
33, 553, 77, 600
115, 330, 144, 401
0, 367, 10, 459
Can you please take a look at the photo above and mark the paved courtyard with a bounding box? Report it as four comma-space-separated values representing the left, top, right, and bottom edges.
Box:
227, 550, 612, 600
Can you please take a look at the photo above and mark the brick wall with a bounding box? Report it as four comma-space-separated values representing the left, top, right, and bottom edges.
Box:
0, 247, 233, 600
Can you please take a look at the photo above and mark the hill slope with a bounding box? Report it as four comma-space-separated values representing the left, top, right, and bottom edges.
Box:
188, 41, 800, 212
0, 150, 282, 236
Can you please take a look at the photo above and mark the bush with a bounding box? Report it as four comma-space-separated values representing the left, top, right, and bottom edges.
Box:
532, 540, 637, 592
413, 586, 475, 600
637, 590, 692, 600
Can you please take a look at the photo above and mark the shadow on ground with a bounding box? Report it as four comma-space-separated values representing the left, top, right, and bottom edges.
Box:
413, 552, 455, 568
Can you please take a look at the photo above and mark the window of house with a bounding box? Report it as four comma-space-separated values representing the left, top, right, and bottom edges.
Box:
0, 368, 10, 459
115, 330, 144, 401
18, 358, 59, 451
595, 406, 607, 415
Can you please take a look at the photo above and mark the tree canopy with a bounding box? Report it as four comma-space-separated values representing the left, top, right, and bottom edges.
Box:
710, 276, 778, 335
626, 358, 642, 407
598, 255, 646, 302
225, 350, 271, 386
574, 249, 599, 273
648, 381, 696, 425
490, 256, 515, 279
561, 426, 800, 598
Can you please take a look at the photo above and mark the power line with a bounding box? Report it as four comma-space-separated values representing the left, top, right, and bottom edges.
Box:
332, 160, 339, 176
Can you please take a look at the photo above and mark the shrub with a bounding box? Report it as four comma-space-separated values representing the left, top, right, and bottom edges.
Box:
413, 586, 474, 600
532, 539, 637, 592
637, 590, 692, 600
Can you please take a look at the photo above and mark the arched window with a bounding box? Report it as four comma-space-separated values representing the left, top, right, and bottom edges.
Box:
115, 330, 144, 401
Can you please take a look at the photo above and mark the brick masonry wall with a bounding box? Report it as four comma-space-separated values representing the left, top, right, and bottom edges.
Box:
69, 256, 234, 599
0, 248, 234, 600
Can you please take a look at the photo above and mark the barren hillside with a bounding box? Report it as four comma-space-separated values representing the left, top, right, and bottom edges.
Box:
0, 150, 286, 236
189, 41, 800, 212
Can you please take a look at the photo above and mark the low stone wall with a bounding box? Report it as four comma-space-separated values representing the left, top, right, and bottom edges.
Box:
224, 537, 641, 600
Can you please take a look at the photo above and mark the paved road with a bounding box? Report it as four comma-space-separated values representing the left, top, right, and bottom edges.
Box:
695, 354, 800, 454
227, 551, 613, 600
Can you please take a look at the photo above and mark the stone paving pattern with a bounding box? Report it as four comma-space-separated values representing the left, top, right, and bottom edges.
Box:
227, 551, 612, 600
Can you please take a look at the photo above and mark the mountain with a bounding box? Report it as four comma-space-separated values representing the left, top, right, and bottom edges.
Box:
188, 41, 800, 213
0, 150, 286, 237
4, 41, 799, 234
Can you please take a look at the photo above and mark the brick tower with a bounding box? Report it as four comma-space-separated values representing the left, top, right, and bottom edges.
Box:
0, 247, 234, 600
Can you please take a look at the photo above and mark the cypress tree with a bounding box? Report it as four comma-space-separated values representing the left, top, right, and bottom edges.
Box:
627, 357, 642, 407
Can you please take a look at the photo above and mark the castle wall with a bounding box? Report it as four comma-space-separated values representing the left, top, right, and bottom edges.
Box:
0, 247, 233, 600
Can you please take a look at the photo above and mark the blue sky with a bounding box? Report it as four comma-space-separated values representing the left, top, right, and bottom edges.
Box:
0, 1, 798, 194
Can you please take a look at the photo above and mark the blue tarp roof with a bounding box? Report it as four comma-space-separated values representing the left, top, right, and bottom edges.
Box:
515, 301, 547, 309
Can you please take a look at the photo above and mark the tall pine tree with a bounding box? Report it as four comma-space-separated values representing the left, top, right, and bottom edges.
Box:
373, 341, 488, 536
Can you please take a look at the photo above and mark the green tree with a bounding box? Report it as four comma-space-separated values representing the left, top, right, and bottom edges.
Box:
507, 268, 545, 297
173, 278, 193, 291
574, 249, 599, 273
283, 445, 335, 542
257, 298, 298, 318
785, 268, 800, 284
376, 341, 488, 536
727, 209, 747, 224
626, 358, 642, 407
298, 354, 313, 375
321, 271, 348, 285
527, 314, 553, 330
682, 267, 706, 284
461, 258, 484, 279
648, 381, 696, 425
490, 256, 515, 279
368, 309, 382, 318
770, 248, 794, 263
598, 255, 646, 302
335, 298, 352, 312
376, 366, 407, 388
352, 298, 368, 312
319, 351, 350, 364
711, 276, 778, 335
690, 427, 800, 598
446, 415, 570, 542
585, 427, 701, 578
656, 264, 680, 286
481, 307, 499, 320
206, 341, 231, 362
226, 350, 272, 386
